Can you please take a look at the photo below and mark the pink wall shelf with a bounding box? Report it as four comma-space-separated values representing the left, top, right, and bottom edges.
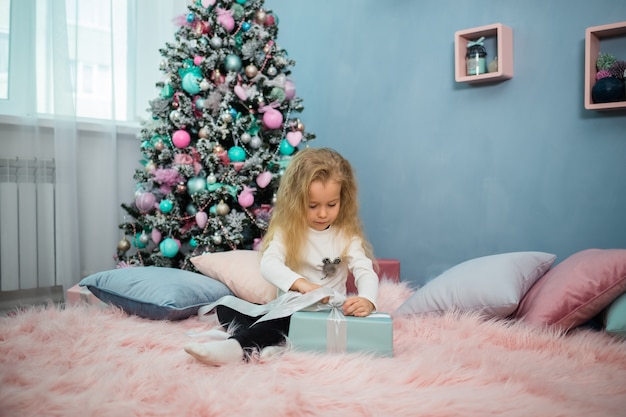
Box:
455, 23, 514, 84
584, 21, 626, 111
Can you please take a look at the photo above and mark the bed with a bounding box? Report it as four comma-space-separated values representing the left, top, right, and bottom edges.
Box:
1, 249, 626, 416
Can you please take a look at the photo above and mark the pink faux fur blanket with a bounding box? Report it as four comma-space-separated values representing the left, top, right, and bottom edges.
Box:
1, 281, 625, 417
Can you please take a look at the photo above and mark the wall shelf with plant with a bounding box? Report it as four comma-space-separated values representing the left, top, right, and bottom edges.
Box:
585, 21, 626, 111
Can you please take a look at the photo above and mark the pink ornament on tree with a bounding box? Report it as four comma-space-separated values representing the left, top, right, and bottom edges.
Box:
238, 185, 255, 208
201, 0, 216, 7
284, 79, 296, 100
193, 56, 204, 66
216, 8, 235, 32
261, 107, 283, 130
135, 192, 156, 213
234, 85, 247, 100
151, 228, 162, 244
256, 171, 272, 188
195, 211, 208, 228
172, 130, 191, 148
286, 131, 302, 147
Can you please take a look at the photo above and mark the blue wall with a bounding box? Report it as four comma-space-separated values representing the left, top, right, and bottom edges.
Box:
267, 0, 626, 286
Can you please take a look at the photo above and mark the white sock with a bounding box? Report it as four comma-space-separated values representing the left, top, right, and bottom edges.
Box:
259, 345, 286, 360
184, 339, 244, 365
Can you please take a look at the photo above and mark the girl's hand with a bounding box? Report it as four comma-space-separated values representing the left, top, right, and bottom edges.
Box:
342, 296, 375, 317
290, 278, 329, 303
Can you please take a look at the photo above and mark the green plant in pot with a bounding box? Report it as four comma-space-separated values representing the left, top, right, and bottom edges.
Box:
592, 53, 626, 103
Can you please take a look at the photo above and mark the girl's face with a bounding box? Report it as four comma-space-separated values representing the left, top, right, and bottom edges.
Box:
307, 180, 341, 231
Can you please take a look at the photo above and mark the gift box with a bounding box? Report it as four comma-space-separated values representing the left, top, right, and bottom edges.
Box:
347, 258, 400, 294
288, 310, 393, 357
66, 283, 107, 307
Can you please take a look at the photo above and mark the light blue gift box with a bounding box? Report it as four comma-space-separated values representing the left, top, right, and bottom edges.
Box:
288, 310, 393, 357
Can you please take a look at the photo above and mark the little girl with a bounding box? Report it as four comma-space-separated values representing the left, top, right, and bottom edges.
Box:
184, 147, 379, 365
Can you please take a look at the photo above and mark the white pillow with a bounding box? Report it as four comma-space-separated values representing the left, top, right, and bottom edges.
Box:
190, 250, 277, 304
393, 252, 556, 318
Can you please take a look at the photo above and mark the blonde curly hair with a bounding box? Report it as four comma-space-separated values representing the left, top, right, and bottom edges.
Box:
261, 147, 374, 271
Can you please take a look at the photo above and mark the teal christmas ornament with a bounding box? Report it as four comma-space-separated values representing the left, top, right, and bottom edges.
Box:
236, 0, 246, 4
231, 4, 245, 19
186, 13, 195, 23
190, 237, 198, 248
133, 232, 147, 248
224, 54, 242, 72
242, 22, 251, 32
279, 139, 295, 155
228, 146, 246, 162
187, 176, 207, 194
186, 203, 198, 215
159, 238, 179, 258
182, 72, 202, 95
159, 199, 173, 213
178, 60, 203, 95
161, 84, 174, 98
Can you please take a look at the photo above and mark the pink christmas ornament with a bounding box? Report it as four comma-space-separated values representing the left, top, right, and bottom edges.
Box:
202, 0, 216, 6
193, 56, 203, 66
232, 162, 244, 172
238, 185, 255, 208
256, 171, 272, 188
135, 192, 156, 213
262, 108, 283, 129
234, 85, 247, 100
286, 131, 302, 147
217, 8, 235, 32
172, 130, 191, 148
151, 228, 162, 244
195, 211, 208, 228
284, 80, 296, 100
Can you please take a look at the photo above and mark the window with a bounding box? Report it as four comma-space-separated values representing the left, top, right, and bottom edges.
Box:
0, 0, 183, 123
0, 0, 10, 99
0, 0, 131, 121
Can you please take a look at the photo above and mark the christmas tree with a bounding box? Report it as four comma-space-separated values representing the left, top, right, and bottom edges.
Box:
115, 0, 314, 270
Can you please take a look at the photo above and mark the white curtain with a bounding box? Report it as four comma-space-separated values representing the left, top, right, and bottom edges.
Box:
0, 0, 186, 295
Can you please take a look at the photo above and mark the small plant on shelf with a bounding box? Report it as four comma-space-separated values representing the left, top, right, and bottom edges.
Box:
592, 52, 626, 103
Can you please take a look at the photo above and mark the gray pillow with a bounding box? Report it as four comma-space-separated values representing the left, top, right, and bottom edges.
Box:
79, 266, 232, 320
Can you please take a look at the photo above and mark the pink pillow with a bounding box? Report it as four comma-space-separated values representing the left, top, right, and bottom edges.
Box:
190, 250, 277, 304
514, 249, 626, 330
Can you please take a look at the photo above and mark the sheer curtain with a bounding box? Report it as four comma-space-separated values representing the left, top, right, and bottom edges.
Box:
0, 0, 185, 296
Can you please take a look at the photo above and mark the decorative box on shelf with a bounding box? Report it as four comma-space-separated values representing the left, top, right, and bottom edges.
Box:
347, 258, 400, 294
66, 283, 107, 307
584, 21, 626, 111
455, 23, 514, 84
288, 310, 393, 357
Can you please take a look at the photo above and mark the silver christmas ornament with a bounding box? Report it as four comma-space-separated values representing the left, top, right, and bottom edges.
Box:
139, 233, 149, 245
250, 136, 262, 149
210, 36, 222, 49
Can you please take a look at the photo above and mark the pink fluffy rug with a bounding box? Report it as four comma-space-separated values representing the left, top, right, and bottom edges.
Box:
1, 280, 626, 417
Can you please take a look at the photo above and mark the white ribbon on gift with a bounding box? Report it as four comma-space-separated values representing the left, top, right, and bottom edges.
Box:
196, 286, 346, 326
326, 301, 347, 354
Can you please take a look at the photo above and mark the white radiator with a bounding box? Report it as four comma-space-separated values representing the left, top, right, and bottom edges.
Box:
0, 158, 56, 292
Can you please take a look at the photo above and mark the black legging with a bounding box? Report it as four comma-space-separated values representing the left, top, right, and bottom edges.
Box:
216, 305, 291, 353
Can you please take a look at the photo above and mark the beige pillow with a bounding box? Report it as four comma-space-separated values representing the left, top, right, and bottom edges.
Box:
190, 250, 277, 304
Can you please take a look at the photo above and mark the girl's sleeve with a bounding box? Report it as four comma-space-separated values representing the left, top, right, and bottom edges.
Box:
346, 237, 379, 310
259, 233, 303, 293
